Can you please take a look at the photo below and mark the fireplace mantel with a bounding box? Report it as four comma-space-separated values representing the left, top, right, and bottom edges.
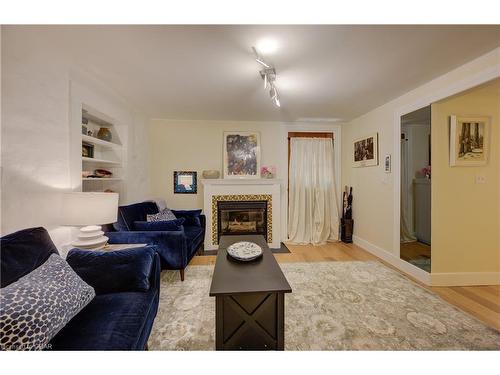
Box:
202, 179, 281, 250
201, 179, 282, 186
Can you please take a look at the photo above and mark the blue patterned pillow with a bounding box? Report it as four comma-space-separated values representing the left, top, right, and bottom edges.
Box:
146, 208, 177, 222
0, 254, 95, 351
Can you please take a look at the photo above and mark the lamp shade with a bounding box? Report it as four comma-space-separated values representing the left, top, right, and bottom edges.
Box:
62, 192, 119, 226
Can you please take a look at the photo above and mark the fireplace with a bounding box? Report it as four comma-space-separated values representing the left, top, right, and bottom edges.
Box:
203, 180, 280, 250
217, 200, 267, 242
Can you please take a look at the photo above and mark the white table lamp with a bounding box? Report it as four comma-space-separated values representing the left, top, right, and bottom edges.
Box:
62, 192, 119, 249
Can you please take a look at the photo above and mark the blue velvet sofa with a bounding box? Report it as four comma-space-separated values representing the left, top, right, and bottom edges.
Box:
0, 227, 160, 350
105, 201, 205, 281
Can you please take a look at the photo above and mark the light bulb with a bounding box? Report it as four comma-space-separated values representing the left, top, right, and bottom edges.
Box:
256, 38, 278, 54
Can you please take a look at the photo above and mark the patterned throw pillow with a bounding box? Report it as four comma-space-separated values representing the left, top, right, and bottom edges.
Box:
147, 208, 177, 222
0, 254, 95, 351
134, 218, 185, 231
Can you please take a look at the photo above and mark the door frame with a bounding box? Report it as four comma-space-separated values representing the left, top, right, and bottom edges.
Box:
392, 65, 499, 284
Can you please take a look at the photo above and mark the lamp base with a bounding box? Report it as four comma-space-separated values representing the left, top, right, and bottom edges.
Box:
71, 225, 109, 250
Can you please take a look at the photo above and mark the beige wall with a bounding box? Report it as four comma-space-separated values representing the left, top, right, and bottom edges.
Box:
341, 47, 500, 270
148, 119, 342, 240
431, 79, 500, 274
1, 26, 151, 250
149, 120, 286, 209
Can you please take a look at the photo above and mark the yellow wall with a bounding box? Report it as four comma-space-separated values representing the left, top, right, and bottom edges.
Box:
342, 48, 500, 266
431, 79, 500, 274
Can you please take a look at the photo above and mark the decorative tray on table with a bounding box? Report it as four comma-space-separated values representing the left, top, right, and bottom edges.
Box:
226, 241, 263, 262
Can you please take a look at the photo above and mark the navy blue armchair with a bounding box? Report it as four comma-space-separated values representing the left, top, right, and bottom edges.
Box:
105, 201, 205, 280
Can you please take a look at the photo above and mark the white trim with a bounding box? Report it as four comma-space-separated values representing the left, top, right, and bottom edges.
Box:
431, 272, 500, 286
392, 52, 500, 260
352, 235, 431, 285
353, 235, 431, 285
201, 178, 282, 185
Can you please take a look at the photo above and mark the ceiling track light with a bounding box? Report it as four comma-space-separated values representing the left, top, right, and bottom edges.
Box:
252, 46, 281, 108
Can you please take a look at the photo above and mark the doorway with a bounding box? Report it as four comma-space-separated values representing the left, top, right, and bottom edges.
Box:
400, 106, 431, 272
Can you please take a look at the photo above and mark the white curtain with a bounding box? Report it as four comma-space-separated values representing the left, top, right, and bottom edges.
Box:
288, 138, 340, 245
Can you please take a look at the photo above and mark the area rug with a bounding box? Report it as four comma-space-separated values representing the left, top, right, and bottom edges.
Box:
148, 261, 500, 350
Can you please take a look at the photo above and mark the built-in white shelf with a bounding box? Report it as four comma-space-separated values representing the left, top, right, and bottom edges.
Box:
82, 157, 121, 165
82, 134, 122, 150
72, 102, 127, 198
82, 178, 122, 181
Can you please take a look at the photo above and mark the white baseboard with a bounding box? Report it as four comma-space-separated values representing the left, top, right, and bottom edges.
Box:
353, 235, 500, 286
353, 235, 432, 285
431, 272, 500, 286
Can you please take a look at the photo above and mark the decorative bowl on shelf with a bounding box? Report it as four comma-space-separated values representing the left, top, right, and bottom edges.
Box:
202, 170, 220, 179
97, 127, 112, 142
227, 241, 263, 262
94, 169, 113, 178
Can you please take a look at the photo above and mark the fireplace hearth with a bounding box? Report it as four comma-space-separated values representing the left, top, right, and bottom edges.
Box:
217, 200, 267, 242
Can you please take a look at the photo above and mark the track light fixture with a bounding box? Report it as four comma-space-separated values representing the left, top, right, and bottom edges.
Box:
252, 46, 280, 108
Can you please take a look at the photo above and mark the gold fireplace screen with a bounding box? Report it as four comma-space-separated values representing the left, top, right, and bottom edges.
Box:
211, 194, 272, 245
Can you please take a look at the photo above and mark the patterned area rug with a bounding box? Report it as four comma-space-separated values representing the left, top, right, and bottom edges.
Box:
148, 261, 500, 350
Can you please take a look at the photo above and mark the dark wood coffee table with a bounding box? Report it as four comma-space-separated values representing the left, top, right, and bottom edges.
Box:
209, 235, 292, 350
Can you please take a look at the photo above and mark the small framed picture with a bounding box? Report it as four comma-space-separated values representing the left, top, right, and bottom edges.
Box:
82, 143, 94, 158
174, 171, 197, 194
384, 154, 391, 173
449, 115, 489, 166
353, 133, 378, 167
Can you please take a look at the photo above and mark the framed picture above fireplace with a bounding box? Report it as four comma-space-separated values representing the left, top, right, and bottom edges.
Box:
223, 131, 261, 179
173, 171, 197, 194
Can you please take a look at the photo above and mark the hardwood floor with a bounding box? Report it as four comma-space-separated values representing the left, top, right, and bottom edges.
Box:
190, 241, 500, 330
400, 241, 431, 262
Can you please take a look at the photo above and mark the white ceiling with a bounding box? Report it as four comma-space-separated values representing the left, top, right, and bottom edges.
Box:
14, 25, 500, 122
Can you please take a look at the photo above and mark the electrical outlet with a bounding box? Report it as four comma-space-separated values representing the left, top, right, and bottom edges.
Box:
475, 175, 486, 184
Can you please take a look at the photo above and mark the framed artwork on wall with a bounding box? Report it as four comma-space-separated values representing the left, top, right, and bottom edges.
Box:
173, 171, 197, 194
449, 115, 489, 166
223, 131, 261, 178
353, 133, 378, 167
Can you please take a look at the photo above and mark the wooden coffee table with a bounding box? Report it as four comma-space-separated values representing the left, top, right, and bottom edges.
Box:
209, 235, 292, 350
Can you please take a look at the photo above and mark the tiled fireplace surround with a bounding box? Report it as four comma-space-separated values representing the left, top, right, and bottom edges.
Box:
202, 179, 281, 250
